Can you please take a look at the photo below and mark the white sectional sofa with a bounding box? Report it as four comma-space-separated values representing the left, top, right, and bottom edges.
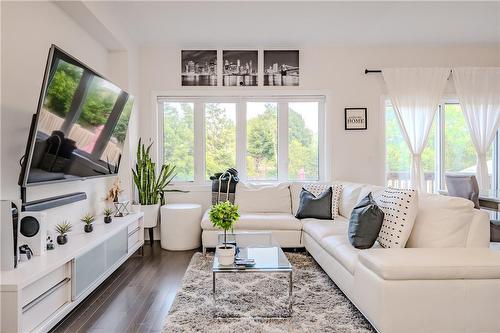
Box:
201, 181, 500, 333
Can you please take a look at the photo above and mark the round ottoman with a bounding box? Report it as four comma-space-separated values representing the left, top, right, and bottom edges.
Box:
160, 203, 202, 251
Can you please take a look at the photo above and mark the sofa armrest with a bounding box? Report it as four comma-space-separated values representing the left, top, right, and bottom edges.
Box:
359, 248, 500, 280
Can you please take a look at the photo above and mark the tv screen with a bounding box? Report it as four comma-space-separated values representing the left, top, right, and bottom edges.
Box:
19, 45, 133, 186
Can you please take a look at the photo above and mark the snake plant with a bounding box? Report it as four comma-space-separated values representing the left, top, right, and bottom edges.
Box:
132, 138, 177, 205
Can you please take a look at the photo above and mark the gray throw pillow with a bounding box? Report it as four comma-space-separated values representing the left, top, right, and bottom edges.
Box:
348, 192, 384, 249
295, 187, 332, 220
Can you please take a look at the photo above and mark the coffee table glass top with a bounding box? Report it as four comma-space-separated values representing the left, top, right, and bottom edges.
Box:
213, 232, 292, 272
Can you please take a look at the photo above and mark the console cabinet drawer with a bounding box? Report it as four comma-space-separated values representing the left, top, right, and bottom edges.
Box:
128, 227, 140, 251
21, 264, 70, 308
22, 279, 70, 332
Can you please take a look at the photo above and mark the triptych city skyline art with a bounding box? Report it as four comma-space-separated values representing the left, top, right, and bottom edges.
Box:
181, 50, 299, 87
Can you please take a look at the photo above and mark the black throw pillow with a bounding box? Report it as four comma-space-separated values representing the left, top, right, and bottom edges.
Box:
348, 192, 384, 249
295, 187, 332, 220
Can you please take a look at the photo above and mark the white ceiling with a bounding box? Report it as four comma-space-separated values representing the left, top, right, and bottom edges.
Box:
83, 1, 500, 47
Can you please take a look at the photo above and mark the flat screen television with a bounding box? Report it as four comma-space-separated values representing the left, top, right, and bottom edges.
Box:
19, 45, 133, 187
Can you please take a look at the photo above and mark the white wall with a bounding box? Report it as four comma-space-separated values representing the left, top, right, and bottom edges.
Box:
137, 44, 500, 217
0, 2, 134, 232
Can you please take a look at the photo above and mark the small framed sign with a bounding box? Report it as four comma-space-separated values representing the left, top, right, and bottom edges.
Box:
345, 108, 367, 130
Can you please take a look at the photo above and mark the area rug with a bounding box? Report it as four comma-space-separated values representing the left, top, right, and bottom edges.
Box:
163, 252, 375, 333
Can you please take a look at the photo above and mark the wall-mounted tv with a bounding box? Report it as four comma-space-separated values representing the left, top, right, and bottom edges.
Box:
19, 45, 133, 187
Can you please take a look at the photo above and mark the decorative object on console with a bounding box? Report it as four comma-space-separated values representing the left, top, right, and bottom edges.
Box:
106, 177, 123, 203
345, 108, 367, 130
103, 208, 114, 223
209, 201, 240, 265
295, 187, 333, 220
81, 214, 95, 233
46, 236, 55, 250
113, 200, 129, 217
132, 138, 177, 244
18, 211, 47, 256
263, 50, 299, 86
348, 192, 384, 249
375, 188, 418, 248
181, 50, 217, 86
304, 183, 343, 218
55, 221, 72, 245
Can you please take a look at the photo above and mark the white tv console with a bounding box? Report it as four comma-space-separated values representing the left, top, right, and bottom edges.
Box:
0, 213, 144, 333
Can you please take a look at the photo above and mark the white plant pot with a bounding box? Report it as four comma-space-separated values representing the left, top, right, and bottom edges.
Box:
141, 203, 160, 228
217, 244, 235, 266
131, 204, 142, 214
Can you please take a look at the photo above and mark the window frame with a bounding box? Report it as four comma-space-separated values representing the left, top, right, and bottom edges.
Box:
157, 95, 326, 185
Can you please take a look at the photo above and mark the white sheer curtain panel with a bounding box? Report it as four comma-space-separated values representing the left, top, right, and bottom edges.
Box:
453, 67, 500, 191
383, 68, 450, 192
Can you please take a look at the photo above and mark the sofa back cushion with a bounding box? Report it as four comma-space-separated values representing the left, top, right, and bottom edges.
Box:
376, 188, 418, 248
235, 182, 291, 213
338, 182, 368, 218
406, 193, 477, 248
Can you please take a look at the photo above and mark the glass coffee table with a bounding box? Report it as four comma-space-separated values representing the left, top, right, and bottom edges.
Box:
212, 232, 293, 317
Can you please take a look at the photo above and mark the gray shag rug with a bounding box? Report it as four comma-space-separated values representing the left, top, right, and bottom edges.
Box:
163, 252, 375, 333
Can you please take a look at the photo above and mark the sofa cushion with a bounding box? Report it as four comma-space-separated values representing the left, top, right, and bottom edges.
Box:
338, 182, 367, 218
303, 183, 343, 218
321, 234, 360, 274
296, 187, 332, 220
302, 217, 349, 242
290, 182, 333, 215
201, 210, 302, 231
406, 193, 475, 248
348, 192, 385, 249
235, 182, 291, 213
359, 248, 500, 280
376, 188, 418, 248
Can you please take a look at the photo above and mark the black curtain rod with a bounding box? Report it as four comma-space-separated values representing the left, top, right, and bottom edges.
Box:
364, 69, 382, 74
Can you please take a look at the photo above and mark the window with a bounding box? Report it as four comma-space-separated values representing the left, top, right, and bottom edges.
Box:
205, 103, 236, 179
246, 102, 278, 180
158, 96, 324, 184
288, 102, 319, 181
385, 100, 496, 192
161, 102, 194, 181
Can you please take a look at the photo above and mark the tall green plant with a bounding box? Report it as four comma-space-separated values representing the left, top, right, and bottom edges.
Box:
132, 138, 176, 205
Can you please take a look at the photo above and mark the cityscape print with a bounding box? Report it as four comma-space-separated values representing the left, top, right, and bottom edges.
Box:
264, 50, 299, 86
181, 50, 217, 86
222, 50, 258, 86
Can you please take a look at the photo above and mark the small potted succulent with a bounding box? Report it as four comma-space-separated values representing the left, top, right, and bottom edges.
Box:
81, 214, 95, 233
55, 221, 72, 245
104, 208, 114, 223
209, 201, 240, 265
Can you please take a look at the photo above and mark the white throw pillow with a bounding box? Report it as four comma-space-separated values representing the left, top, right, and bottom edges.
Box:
375, 188, 418, 248
303, 183, 343, 218
235, 182, 291, 213
406, 193, 474, 248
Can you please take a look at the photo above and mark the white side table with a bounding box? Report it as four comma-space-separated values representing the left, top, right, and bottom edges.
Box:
160, 203, 202, 251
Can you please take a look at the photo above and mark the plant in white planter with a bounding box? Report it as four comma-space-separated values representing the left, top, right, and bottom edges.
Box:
132, 138, 176, 243
209, 201, 240, 265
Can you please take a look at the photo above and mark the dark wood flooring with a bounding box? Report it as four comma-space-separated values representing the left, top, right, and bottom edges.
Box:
50, 242, 196, 333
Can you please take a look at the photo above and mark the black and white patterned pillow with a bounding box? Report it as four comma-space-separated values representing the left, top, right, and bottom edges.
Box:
304, 183, 343, 218
376, 188, 418, 248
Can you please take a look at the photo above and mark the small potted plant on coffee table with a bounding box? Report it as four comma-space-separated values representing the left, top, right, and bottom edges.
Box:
209, 201, 240, 265
103, 208, 114, 223
55, 221, 72, 245
81, 214, 95, 233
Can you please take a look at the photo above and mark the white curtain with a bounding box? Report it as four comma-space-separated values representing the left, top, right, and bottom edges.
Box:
453, 67, 500, 190
383, 68, 450, 192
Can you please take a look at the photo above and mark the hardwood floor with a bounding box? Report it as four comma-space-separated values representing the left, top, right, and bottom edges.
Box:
51, 242, 196, 333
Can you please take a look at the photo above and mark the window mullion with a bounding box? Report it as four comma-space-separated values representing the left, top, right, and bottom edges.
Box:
438, 103, 445, 190
194, 101, 205, 184
278, 100, 288, 181
236, 100, 247, 180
